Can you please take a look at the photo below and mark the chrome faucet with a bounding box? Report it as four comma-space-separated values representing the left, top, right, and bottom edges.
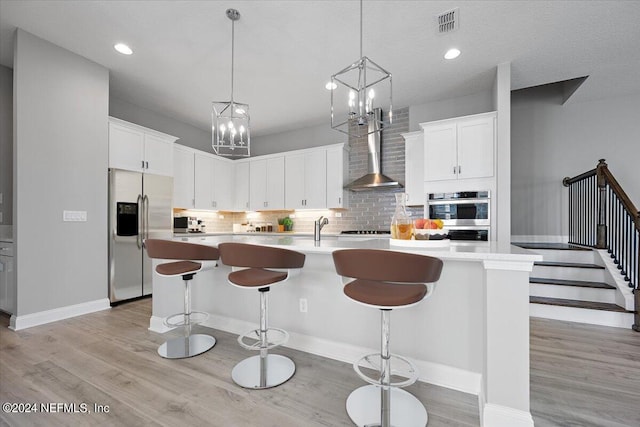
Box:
314, 216, 329, 241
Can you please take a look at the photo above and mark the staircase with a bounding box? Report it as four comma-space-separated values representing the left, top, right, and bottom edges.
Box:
514, 242, 635, 329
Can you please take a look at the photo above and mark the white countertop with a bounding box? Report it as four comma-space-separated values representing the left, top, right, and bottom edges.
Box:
176, 234, 541, 263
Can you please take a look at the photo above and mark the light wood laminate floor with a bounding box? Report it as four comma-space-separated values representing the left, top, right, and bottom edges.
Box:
1, 299, 639, 427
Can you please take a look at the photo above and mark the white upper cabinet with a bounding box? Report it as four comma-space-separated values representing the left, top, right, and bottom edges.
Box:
285, 150, 327, 209
108, 117, 176, 176
189, 150, 235, 211
212, 157, 234, 210
234, 161, 250, 211
422, 112, 495, 182
173, 144, 195, 209
250, 156, 285, 210
326, 144, 348, 209
172, 143, 346, 212
402, 131, 425, 206
194, 151, 214, 210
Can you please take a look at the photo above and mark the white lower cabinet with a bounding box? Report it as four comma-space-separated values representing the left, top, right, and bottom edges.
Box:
0, 242, 15, 315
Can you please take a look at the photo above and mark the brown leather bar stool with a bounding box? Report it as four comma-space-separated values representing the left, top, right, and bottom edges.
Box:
144, 239, 220, 359
332, 249, 443, 427
218, 242, 305, 389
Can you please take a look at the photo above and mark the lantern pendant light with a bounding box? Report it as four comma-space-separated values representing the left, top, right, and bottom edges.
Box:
330, 0, 392, 137
212, 8, 250, 157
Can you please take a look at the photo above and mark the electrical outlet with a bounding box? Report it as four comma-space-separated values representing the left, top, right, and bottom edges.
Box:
334, 212, 342, 218
299, 298, 308, 313
63, 210, 87, 222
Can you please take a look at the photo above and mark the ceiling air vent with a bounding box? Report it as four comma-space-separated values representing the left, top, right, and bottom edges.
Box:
437, 8, 459, 34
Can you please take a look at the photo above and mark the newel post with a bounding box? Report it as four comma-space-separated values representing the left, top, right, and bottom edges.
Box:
596, 159, 608, 249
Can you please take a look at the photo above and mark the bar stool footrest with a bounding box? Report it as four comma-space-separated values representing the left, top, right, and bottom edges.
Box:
164, 311, 209, 328
237, 327, 289, 351
353, 352, 419, 388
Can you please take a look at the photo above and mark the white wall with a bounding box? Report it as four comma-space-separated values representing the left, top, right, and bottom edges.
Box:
409, 90, 495, 131
13, 29, 109, 316
511, 86, 640, 238
109, 97, 209, 152
495, 63, 511, 245
251, 121, 346, 156
0, 65, 12, 225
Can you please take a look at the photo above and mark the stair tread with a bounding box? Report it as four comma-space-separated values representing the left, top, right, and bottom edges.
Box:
530, 296, 631, 312
534, 261, 605, 269
513, 242, 592, 251
530, 277, 615, 289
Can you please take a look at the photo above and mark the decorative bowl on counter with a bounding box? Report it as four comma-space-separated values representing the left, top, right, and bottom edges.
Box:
414, 228, 449, 241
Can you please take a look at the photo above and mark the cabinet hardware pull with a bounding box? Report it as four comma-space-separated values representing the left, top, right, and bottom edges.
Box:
453, 166, 456, 174
458, 165, 462, 174
142, 160, 145, 169
146, 161, 149, 169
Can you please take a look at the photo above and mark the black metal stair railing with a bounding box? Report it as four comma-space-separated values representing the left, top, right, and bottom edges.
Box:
563, 159, 640, 332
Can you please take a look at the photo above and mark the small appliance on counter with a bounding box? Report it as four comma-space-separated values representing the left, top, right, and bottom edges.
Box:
173, 216, 203, 233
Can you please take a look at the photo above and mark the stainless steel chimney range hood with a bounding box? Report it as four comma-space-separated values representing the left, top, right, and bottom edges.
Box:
345, 108, 402, 191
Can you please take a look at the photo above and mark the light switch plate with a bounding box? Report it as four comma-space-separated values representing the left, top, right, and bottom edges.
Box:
63, 210, 87, 222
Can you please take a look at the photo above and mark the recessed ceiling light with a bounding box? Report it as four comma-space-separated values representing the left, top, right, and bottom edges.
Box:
114, 43, 133, 55
444, 48, 461, 60
325, 82, 337, 90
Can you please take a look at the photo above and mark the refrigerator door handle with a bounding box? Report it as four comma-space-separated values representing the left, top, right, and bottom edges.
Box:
136, 194, 143, 249
143, 194, 150, 240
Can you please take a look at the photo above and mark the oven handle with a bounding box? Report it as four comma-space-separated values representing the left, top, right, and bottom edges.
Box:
427, 198, 490, 205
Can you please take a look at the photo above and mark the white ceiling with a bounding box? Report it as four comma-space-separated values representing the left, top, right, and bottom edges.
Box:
1, 1, 639, 137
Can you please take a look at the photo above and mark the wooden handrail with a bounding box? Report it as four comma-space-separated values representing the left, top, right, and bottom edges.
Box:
563, 168, 597, 186
600, 166, 640, 226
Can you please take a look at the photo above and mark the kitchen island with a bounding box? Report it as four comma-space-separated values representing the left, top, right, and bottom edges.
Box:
151, 235, 541, 427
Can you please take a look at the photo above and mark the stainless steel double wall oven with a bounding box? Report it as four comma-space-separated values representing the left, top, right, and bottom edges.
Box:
427, 191, 490, 241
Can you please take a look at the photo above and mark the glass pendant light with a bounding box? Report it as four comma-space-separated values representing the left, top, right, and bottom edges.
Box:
212, 8, 250, 157
330, 0, 392, 137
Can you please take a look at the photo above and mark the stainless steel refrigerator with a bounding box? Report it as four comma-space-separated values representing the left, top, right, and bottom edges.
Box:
109, 169, 173, 304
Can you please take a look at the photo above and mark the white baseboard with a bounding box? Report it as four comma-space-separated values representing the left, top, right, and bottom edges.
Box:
148, 315, 173, 334
596, 249, 635, 311
482, 403, 534, 427
511, 235, 568, 243
200, 313, 482, 396
9, 298, 111, 331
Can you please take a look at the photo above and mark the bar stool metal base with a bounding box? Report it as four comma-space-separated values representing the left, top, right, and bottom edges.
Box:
231, 354, 295, 389
157, 334, 216, 359
346, 385, 428, 427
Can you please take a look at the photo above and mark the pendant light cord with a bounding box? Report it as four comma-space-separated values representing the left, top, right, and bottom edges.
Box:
359, 0, 363, 59
230, 18, 235, 104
